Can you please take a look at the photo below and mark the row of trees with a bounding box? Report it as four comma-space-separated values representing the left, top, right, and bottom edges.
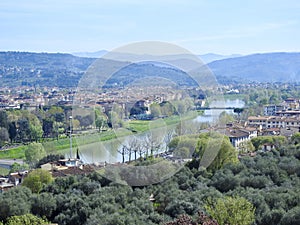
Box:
0, 106, 108, 148
117, 130, 173, 163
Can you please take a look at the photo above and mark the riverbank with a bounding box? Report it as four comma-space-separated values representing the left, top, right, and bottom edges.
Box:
0, 111, 202, 160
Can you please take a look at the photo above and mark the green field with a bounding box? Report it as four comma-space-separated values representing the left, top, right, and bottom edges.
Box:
223, 93, 247, 101
0, 145, 27, 159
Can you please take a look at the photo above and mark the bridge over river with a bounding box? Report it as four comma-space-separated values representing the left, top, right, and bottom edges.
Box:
196, 107, 246, 110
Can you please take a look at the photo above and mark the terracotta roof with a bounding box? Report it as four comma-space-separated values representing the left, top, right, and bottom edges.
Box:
51, 165, 95, 177
226, 129, 250, 138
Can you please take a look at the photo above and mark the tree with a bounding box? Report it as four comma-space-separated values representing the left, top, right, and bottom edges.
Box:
5, 214, 49, 225
22, 169, 53, 193
29, 123, 43, 142
291, 132, 300, 145
122, 138, 141, 162
108, 111, 123, 128
53, 121, 64, 140
218, 111, 234, 125
233, 108, 244, 117
72, 118, 81, 130
238, 140, 255, 153
95, 116, 105, 132
175, 132, 238, 171
0, 110, 8, 129
144, 133, 162, 158
164, 212, 219, 225
164, 129, 175, 152
31, 192, 57, 220
205, 196, 255, 225
0, 186, 32, 222
0, 127, 10, 147
8, 121, 17, 143
17, 118, 31, 142
280, 206, 300, 225
171, 136, 198, 158
118, 145, 127, 163
10, 162, 30, 173
42, 118, 53, 138
251, 136, 286, 151
175, 101, 189, 115
150, 103, 161, 118
80, 114, 94, 129
160, 101, 176, 116
25, 143, 46, 167
175, 146, 190, 158
47, 106, 65, 123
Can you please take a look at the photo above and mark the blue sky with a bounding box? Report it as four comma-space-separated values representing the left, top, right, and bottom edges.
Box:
1, 0, 300, 55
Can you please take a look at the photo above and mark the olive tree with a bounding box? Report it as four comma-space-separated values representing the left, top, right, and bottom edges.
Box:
25, 143, 46, 167
205, 196, 255, 225
22, 169, 53, 193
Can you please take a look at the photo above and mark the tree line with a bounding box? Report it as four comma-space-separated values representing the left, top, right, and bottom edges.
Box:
0, 106, 108, 148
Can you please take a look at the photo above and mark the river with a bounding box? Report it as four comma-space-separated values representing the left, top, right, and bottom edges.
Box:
195, 99, 245, 123
77, 99, 245, 164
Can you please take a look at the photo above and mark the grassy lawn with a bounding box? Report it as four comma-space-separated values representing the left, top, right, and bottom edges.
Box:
127, 120, 149, 133
207, 94, 246, 102
223, 93, 247, 101
127, 111, 201, 133
0, 145, 27, 159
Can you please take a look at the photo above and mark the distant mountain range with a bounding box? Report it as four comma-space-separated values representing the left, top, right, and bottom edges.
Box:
72, 50, 108, 58
0, 51, 300, 88
207, 52, 300, 83
199, 53, 242, 64
71, 50, 241, 64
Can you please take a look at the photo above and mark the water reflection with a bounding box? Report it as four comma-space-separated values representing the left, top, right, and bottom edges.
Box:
77, 99, 245, 164
196, 99, 245, 123
78, 126, 169, 164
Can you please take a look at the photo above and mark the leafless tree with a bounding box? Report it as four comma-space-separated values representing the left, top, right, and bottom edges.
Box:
122, 137, 145, 162
144, 133, 163, 158
117, 145, 126, 163
163, 129, 175, 152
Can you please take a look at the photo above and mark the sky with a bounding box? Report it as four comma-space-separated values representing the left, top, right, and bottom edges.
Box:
0, 0, 300, 55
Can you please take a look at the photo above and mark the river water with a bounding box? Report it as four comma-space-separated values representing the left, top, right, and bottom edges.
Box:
195, 99, 245, 123
77, 99, 245, 164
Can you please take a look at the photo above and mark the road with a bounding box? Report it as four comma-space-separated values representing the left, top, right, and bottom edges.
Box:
0, 159, 23, 169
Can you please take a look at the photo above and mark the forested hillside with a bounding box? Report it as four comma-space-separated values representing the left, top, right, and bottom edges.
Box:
1, 52, 300, 87
0, 52, 95, 87
208, 52, 300, 83
1, 144, 299, 225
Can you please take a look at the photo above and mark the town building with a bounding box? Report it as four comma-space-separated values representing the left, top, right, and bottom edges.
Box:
264, 105, 284, 116
248, 116, 300, 129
